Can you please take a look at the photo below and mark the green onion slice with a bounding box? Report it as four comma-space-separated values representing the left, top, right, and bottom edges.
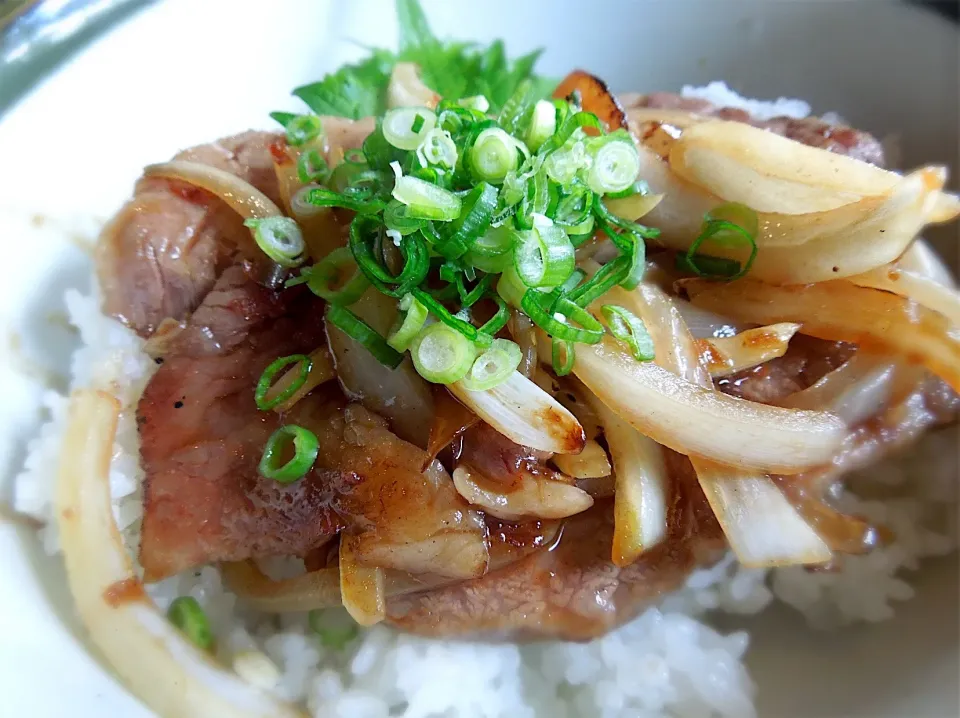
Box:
258, 425, 320, 483
349, 216, 429, 298
601, 305, 656, 361
255, 354, 313, 411
308, 608, 359, 650
586, 137, 641, 195
416, 128, 458, 169
300, 186, 385, 215
460, 338, 522, 391
297, 148, 329, 185
459, 95, 491, 113
244, 217, 306, 268
457, 273, 496, 308
551, 338, 576, 377
299, 248, 370, 306
411, 288, 491, 345
567, 255, 631, 307
167, 596, 214, 651
383, 107, 437, 151
478, 294, 510, 336
544, 137, 589, 186
498, 80, 536, 135
327, 304, 404, 368
539, 111, 603, 157
384, 200, 425, 236
439, 182, 498, 255
469, 128, 523, 184
387, 293, 429, 352
525, 99, 558, 152
496, 264, 529, 309
283, 114, 323, 147
683, 213, 758, 280
411, 322, 478, 384
521, 291, 605, 344
392, 168, 462, 221
514, 220, 575, 288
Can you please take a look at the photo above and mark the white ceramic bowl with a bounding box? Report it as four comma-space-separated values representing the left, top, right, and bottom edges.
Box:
0, 1, 956, 716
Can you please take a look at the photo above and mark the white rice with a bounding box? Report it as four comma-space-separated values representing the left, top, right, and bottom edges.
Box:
10, 84, 959, 717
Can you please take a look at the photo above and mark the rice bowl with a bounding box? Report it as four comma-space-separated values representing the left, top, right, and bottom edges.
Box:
1, 2, 958, 717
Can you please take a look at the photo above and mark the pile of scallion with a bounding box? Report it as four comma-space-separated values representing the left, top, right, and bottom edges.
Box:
252, 86, 663, 400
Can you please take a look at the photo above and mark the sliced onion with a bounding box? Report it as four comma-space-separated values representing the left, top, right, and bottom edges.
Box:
339, 533, 385, 627
847, 264, 960, 325
609, 283, 834, 566
569, 335, 845, 474
696, 323, 801, 378
778, 353, 898, 426
450, 371, 586, 454
683, 278, 960, 393
451, 465, 593, 521
605, 192, 665, 223
636, 139, 955, 283
221, 561, 454, 614
899, 239, 956, 288
387, 62, 440, 110
326, 288, 434, 448
551, 438, 611, 479
693, 459, 832, 567
55, 390, 301, 717
143, 160, 282, 219
424, 388, 478, 469
669, 119, 900, 214
590, 397, 669, 565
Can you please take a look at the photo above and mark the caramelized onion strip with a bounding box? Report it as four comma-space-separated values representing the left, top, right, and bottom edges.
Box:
451, 465, 593, 521
683, 278, 960, 393
847, 264, 960, 326
143, 160, 282, 219
551, 438, 612, 479
338, 534, 385, 627
696, 323, 801, 378
56, 390, 301, 717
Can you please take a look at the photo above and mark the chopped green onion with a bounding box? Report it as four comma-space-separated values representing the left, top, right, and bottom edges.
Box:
327, 304, 404, 368
411, 322, 477, 384
683, 207, 759, 280
383, 106, 437, 150
514, 218, 575, 288
605, 180, 650, 199
707, 202, 759, 237
411, 288, 491, 345
244, 217, 306, 268
521, 291, 605, 344
544, 137, 589, 186
392, 167, 462, 221
416, 128, 458, 169
300, 247, 370, 305
349, 216, 430, 297
551, 338, 576, 377
469, 128, 523, 184
460, 338, 522, 390
167, 596, 214, 651
539, 111, 602, 157
438, 182, 498, 256
478, 294, 510, 335
525, 99, 557, 152
498, 80, 537, 135
496, 264, 528, 308
297, 148, 329, 185
567, 255, 630, 307
384, 200, 425, 236
586, 138, 641, 195
255, 354, 313, 411
387, 293, 428, 352
465, 225, 518, 273
258, 425, 319, 483
601, 305, 655, 361
283, 114, 323, 147
300, 186, 385, 214
308, 608, 359, 650
459, 95, 490, 113
457, 273, 496, 308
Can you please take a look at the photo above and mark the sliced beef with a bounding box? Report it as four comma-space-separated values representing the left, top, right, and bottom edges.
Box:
624, 92, 886, 166
717, 336, 855, 404
98, 119, 374, 338
388, 453, 725, 640
138, 266, 486, 581
137, 266, 352, 580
